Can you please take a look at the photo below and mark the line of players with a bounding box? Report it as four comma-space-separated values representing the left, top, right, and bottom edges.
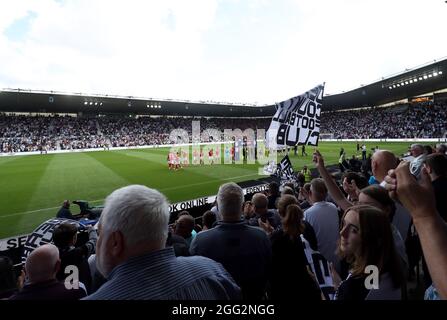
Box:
167, 148, 220, 170
168, 146, 234, 170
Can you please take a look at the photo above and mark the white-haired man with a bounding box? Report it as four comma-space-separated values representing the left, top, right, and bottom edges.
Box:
85, 185, 240, 300
190, 182, 272, 300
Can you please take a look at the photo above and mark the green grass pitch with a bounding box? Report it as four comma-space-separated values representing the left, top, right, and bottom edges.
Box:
0, 141, 419, 238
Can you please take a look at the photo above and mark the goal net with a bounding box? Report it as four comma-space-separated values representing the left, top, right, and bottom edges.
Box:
319, 133, 334, 140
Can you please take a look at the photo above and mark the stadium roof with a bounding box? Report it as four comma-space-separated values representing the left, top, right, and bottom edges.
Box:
323, 57, 447, 111
1, 58, 446, 117
0, 89, 271, 118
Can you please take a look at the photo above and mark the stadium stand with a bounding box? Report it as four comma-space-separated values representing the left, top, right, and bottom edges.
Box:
1, 84, 446, 302
1, 101, 447, 153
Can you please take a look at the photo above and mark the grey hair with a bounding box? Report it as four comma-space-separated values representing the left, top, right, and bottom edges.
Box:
100, 185, 170, 247
217, 182, 244, 218
411, 144, 424, 151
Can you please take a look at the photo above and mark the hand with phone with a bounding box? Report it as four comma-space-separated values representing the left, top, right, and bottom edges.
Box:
258, 217, 273, 235
312, 150, 324, 169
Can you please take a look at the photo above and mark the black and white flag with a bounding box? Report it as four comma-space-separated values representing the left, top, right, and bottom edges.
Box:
277, 155, 295, 181
267, 84, 324, 149
301, 235, 335, 300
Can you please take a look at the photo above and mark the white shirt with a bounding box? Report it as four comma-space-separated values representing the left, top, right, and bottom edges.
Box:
304, 201, 340, 265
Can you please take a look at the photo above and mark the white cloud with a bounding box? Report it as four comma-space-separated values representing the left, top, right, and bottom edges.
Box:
0, 0, 446, 104
0, 0, 38, 33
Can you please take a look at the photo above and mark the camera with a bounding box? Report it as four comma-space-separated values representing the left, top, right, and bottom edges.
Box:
72, 200, 103, 219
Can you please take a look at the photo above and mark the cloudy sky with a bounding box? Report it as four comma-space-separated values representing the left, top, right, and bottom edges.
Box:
1, 0, 446, 105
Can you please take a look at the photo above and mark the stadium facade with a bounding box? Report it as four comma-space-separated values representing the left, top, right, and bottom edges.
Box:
1, 57, 446, 117
1, 58, 447, 271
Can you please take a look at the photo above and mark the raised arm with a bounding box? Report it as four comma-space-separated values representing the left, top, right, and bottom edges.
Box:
384, 161, 447, 299
312, 150, 352, 211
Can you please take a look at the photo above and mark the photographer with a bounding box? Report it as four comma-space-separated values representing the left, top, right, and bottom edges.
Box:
52, 222, 97, 293
56, 200, 89, 220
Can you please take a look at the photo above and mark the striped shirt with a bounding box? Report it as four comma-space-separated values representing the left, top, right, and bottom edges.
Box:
84, 247, 241, 300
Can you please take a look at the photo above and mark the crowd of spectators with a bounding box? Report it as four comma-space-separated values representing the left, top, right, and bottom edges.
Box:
1, 143, 446, 300
1, 101, 446, 153
322, 101, 447, 139
0, 115, 271, 153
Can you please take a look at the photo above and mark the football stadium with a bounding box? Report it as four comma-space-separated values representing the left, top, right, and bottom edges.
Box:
0, 0, 447, 307
0, 141, 418, 239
